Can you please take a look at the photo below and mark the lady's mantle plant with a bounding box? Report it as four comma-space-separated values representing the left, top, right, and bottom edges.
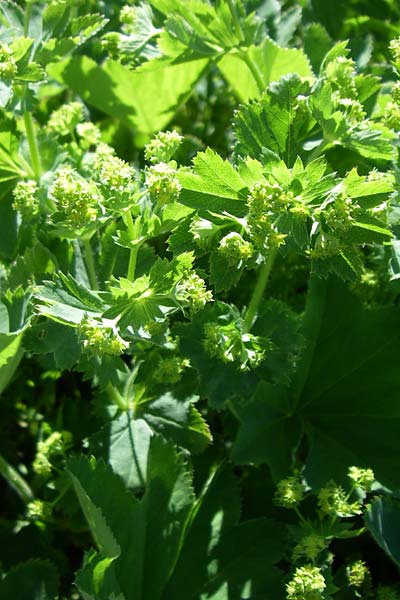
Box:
1, 0, 400, 598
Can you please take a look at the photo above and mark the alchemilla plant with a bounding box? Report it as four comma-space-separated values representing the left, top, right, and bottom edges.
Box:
1, 0, 400, 598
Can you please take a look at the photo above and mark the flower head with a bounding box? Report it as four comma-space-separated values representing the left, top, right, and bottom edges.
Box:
76, 122, 101, 149
176, 272, 213, 313
145, 162, 182, 205
47, 102, 84, 137
348, 466, 375, 491
145, 130, 183, 164
77, 315, 128, 357
12, 180, 39, 219
318, 481, 362, 517
203, 320, 266, 371
346, 560, 371, 589
275, 474, 306, 509
155, 356, 190, 384
286, 565, 326, 600
49, 166, 103, 228
218, 232, 253, 266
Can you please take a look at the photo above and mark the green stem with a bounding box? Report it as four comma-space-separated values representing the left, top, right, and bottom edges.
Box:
292, 271, 328, 404
24, 0, 32, 36
124, 211, 140, 281
243, 247, 278, 332
240, 50, 265, 96
83, 238, 98, 291
23, 112, 42, 181
0, 452, 34, 505
227, 0, 244, 42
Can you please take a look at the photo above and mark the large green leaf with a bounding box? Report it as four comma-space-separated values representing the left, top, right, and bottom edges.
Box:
231, 382, 303, 480
299, 280, 400, 489
365, 497, 400, 569
218, 37, 313, 102
48, 55, 208, 138
163, 466, 241, 599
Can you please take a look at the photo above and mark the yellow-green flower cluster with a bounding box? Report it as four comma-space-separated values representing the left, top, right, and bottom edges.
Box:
325, 56, 357, 99
120, 5, 137, 33
218, 232, 253, 266
145, 162, 182, 206
155, 356, 190, 384
346, 560, 371, 589
389, 37, 400, 64
318, 481, 362, 518
99, 154, 135, 192
12, 179, 39, 218
49, 167, 102, 228
246, 181, 292, 252
27, 499, 52, 522
76, 122, 101, 149
203, 320, 265, 371
286, 565, 326, 600
145, 130, 183, 164
0, 42, 17, 81
47, 102, 84, 137
77, 315, 129, 357
348, 466, 375, 491
177, 272, 213, 313
275, 474, 306, 508
33, 431, 66, 476
321, 193, 360, 233
384, 82, 400, 130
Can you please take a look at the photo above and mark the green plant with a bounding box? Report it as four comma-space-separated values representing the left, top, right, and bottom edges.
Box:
1, 0, 400, 598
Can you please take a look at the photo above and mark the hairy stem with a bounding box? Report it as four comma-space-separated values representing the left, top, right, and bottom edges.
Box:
83, 238, 98, 291
292, 272, 328, 404
0, 452, 34, 504
23, 112, 42, 181
243, 247, 278, 332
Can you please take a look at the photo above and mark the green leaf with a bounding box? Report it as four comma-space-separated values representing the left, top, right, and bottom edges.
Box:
163, 466, 241, 599
70, 437, 195, 600
75, 551, 124, 600
91, 416, 152, 492
365, 497, 400, 569
299, 280, 400, 489
34, 273, 104, 325
234, 74, 313, 167
202, 518, 285, 599
303, 23, 333, 74
0, 559, 59, 599
209, 250, 243, 292
218, 37, 313, 102
48, 55, 208, 138
231, 382, 302, 480
7, 241, 57, 289
178, 148, 248, 215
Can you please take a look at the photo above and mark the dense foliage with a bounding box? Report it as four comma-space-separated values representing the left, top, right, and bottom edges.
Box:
1, 0, 400, 598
